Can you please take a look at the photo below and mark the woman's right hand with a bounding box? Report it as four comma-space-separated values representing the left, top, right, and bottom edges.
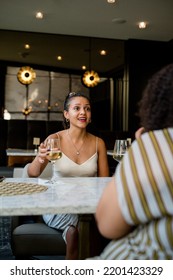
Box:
37, 142, 48, 164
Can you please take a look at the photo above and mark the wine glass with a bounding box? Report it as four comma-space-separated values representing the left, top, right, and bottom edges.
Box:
45, 138, 62, 183
113, 139, 128, 162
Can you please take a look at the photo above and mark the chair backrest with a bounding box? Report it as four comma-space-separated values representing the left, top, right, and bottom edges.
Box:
13, 168, 24, 178
22, 162, 52, 178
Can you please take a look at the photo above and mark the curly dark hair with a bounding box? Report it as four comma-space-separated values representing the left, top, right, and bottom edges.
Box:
62, 92, 91, 129
138, 63, 173, 131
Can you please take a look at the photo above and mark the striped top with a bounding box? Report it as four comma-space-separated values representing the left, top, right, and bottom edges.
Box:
94, 128, 173, 259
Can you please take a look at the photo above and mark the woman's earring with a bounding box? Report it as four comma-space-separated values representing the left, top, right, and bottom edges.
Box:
66, 118, 69, 123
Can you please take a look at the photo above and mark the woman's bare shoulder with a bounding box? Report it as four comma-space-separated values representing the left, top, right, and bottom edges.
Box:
47, 130, 65, 139
87, 133, 106, 149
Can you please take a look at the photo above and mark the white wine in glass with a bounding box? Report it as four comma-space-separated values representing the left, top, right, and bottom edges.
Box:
113, 139, 128, 162
46, 138, 62, 183
46, 150, 62, 162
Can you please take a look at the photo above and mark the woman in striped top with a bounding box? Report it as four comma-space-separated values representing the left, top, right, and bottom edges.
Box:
91, 63, 173, 259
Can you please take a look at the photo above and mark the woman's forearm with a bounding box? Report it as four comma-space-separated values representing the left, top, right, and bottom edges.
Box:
96, 177, 132, 239
27, 155, 48, 177
27, 142, 49, 177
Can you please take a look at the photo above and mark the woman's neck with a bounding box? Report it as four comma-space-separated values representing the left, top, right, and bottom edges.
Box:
67, 128, 88, 156
67, 128, 87, 140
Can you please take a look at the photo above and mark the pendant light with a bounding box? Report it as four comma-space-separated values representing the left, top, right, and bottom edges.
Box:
82, 38, 100, 87
17, 66, 36, 85
17, 66, 36, 117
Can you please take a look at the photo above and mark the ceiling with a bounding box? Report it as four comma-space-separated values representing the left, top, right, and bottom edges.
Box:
0, 0, 173, 75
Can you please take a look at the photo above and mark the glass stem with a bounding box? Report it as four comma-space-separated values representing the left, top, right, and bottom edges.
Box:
52, 162, 56, 179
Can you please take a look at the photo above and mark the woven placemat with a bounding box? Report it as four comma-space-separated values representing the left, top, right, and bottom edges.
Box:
0, 182, 48, 196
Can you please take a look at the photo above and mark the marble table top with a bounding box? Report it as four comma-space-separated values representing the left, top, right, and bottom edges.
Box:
0, 177, 111, 216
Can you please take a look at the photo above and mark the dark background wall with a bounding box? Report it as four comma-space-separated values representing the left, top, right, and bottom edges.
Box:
0, 39, 173, 167
90, 39, 173, 134
125, 39, 173, 132
0, 64, 7, 118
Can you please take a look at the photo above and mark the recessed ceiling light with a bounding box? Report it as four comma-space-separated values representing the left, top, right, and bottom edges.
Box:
24, 44, 30, 49
36, 12, 44, 19
138, 21, 147, 29
56, 56, 62, 61
82, 65, 86, 70
107, 0, 116, 3
100, 50, 107, 56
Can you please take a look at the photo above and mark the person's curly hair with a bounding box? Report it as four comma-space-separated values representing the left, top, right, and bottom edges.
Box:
138, 63, 173, 131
